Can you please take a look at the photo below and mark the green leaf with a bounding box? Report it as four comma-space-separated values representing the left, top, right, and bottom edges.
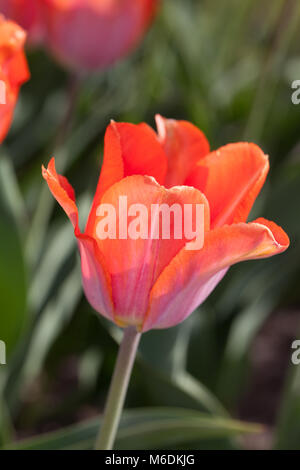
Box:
5, 407, 262, 450
274, 362, 300, 449
106, 322, 227, 416
0, 161, 27, 355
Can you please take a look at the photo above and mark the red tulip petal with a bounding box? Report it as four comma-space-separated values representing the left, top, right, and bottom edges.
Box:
42, 158, 114, 321
90, 174, 209, 328
156, 115, 210, 188
185, 143, 269, 228
85, 120, 168, 234
144, 219, 289, 331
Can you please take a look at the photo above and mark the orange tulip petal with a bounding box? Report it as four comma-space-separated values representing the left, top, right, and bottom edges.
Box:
0, 76, 16, 142
156, 115, 210, 188
90, 174, 209, 328
42, 157, 79, 228
0, 15, 29, 143
42, 158, 114, 321
5, 47, 29, 86
85, 120, 168, 234
76, 233, 115, 322
144, 218, 289, 331
185, 143, 269, 228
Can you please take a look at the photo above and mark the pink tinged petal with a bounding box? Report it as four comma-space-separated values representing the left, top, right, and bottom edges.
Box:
42, 158, 114, 322
91, 174, 210, 329
76, 234, 115, 322
143, 219, 289, 331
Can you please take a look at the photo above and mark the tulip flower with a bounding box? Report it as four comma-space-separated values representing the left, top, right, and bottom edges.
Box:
40, 0, 159, 70
0, 15, 30, 143
0, 0, 44, 44
42, 116, 289, 331
42, 116, 289, 449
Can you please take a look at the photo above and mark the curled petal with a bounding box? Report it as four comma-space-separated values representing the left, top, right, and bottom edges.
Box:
42, 157, 79, 228
156, 115, 210, 187
42, 158, 114, 321
144, 219, 289, 331
185, 143, 269, 228
85, 121, 167, 234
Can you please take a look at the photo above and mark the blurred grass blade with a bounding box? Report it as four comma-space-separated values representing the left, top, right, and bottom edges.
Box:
18, 265, 82, 388
107, 322, 227, 416
274, 361, 300, 449
29, 194, 91, 314
5, 407, 262, 450
244, 0, 300, 140
0, 154, 27, 231
0, 168, 27, 356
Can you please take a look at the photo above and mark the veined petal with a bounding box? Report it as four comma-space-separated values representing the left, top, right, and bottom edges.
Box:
185, 143, 269, 228
91, 174, 209, 328
144, 218, 289, 331
42, 158, 114, 321
85, 120, 168, 234
156, 115, 210, 188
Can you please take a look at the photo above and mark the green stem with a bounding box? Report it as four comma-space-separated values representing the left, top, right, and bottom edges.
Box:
95, 326, 141, 450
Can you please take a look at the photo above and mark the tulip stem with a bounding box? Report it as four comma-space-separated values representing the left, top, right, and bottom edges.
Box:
95, 326, 141, 450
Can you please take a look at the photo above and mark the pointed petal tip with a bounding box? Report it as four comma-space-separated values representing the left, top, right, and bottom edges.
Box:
253, 218, 290, 254
42, 157, 78, 229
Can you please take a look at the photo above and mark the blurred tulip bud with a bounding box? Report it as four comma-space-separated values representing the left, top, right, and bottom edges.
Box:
41, 0, 159, 70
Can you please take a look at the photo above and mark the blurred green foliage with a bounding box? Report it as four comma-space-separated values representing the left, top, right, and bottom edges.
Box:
0, 0, 300, 449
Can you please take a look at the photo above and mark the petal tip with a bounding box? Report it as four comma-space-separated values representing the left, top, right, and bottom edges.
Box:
254, 217, 290, 252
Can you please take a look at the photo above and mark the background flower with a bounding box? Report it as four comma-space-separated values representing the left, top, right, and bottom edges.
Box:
41, 0, 159, 70
0, 14, 29, 143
